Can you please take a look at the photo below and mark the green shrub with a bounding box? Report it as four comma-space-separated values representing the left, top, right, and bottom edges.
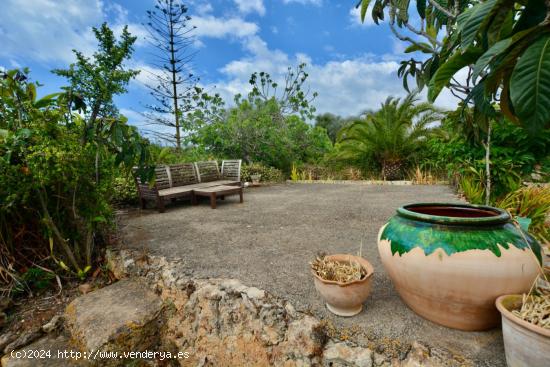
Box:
241, 163, 284, 183
12, 267, 55, 294
497, 186, 550, 243
458, 175, 485, 205
150, 145, 212, 165
110, 175, 139, 205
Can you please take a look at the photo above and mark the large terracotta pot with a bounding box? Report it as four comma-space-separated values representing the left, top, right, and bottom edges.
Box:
312, 254, 374, 317
496, 295, 550, 367
378, 203, 542, 331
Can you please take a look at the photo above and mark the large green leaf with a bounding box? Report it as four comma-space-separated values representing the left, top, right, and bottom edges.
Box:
360, 0, 371, 22
457, 0, 498, 48
404, 42, 434, 54
510, 35, 550, 134
472, 39, 512, 80
428, 48, 482, 102
432, 0, 449, 25
416, 0, 426, 19
513, 0, 546, 33
483, 27, 544, 94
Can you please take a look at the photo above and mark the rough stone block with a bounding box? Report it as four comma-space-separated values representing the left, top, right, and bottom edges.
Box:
65, 279, 163, 356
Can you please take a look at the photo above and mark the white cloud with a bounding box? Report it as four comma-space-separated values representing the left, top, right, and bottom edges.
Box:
0, 0, 103, 63
0, 0, 147, 65
195, 2, 213, 15
283, 0, 323, 5
201, 34, 459, 117
190, 15, 259, 38
234, 0, 265, 16
199, 35, 405, 117
349, 6, 375, 27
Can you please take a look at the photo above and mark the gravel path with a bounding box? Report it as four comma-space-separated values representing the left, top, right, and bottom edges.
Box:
119, 183, 505, 366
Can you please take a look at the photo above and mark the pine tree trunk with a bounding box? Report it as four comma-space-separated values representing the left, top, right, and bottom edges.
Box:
168, 0, 181, 150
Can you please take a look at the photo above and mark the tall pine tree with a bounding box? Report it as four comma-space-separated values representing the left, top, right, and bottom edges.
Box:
144, 0, 197, 149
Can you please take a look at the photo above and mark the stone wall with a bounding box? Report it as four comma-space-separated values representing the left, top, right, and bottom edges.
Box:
105, 249, 473, 367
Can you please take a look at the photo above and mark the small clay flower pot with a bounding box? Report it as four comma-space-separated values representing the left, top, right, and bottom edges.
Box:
311, 254, 374, 317
496, 295, 550, 367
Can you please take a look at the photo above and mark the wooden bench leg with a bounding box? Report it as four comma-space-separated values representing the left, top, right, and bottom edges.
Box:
239, 188, 243, 203
221, 195, 225, 200
140, 198, 147, 209
157, 197, 165, 213
210, 193, 217, 209
191, 193, 198, 205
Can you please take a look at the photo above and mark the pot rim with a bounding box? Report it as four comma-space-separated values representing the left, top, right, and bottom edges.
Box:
397, 203, 510, 226
495, 294, 550, 337
311, 253, 374, 287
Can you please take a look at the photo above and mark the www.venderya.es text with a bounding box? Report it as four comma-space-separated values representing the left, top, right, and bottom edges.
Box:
11, 349, 190, 361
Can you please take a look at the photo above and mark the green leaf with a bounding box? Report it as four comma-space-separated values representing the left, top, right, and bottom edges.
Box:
404, 42, 434, 54
510, 35, 550, 134
360, 0, 371, 22
472, 39, 512, 80
416, 0, 426, 19
457, 0, 498, 48
34, 93, 61, 108
469, 81, 496, 117
26, 83, 36, 102
428, 48, 482, 102
513, 0, 546, 33
432, 0, 449, 25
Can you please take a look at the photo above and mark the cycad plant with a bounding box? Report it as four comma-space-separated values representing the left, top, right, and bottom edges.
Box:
337, 93, 442, 180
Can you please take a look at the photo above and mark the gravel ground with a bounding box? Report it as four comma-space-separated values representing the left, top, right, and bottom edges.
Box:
119, 183, 505, 366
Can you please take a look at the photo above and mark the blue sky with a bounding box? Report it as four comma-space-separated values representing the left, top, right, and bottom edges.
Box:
0, 0, 458, 134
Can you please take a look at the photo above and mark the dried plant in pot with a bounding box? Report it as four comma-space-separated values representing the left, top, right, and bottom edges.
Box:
310, 252, 374, 316
496, 267, 550, 367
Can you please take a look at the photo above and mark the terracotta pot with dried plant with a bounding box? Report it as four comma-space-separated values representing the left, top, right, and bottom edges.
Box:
496, 265, 550, 367
311, 253, 374, 317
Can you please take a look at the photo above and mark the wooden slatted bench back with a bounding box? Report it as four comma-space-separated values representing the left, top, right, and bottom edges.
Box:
154, 166, 171, 190
221, 159, 242, 182
169, 163, 198, 186
195, 161, 220, 182
134, 165, 170, 199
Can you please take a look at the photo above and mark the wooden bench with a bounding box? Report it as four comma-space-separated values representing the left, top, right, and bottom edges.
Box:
192, 185, 243, 209
195, 160, 242, 186
135, 163, 197, 213
134, 160, 243, 212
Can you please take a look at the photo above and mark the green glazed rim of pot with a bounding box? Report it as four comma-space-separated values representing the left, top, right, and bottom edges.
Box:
397, 203, 511, 226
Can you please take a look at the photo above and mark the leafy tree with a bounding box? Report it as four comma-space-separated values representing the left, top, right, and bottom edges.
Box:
1, 24, 151, 284
189, 64, 329, 171
357, 0, 550, 135
315, 113, 352, 143
53, 23, 139, 140
336, 92, 442, 179
192, 98, 331, 171
423, 113, 550, 200
246, 63, 318, 121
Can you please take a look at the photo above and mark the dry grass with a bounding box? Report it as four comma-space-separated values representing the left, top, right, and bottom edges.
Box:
512, 293, 550, 329
310, 254, 367, 283
410, 166, 436, 184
